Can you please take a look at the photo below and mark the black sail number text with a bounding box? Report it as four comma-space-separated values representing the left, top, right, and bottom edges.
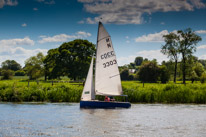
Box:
103, 60, 117, 68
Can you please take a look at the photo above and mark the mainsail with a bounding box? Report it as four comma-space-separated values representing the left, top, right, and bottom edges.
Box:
81, 57, 95, 100
95, 22, 123, 96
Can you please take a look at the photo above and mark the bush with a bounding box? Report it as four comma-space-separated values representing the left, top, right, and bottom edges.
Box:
120, 69, 129, 80
159, 65, 170, 83
1, 69, 14, 80
15, 70, 26, 76
128, 75, 134, 80
200, 72, 206, 83
138, 61, 160, 83
190, 70, 198, 83
120, 69, 135, 81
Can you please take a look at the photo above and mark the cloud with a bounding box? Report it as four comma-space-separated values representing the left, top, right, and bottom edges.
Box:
6, 0, 17, 6
0, 0, 18, 8
38, 34, 75, 43
197, 45, 206, 49
0, 37, 46, 66
21, 23, 27, 27
135, 30, 169, 42
160, 22, 165, 25
0, 37, 34, 46
199, 54, 206, 60
118, 49, 168, 66
195, 30, 206, 34
118, 55, 137, 66
36, 0, 55, 5
0, 46, 48, 67
118, 44, 205, 66
76, 31, 91, 37
125, 36, 130, 43
0, 0, 5, 8
78, 20, 85, 24
33, 7, 38, 11
38, 31, 92, 43
78, 0, 206, 24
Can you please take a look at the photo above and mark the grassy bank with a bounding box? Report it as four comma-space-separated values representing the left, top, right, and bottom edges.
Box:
0, 80, 82, 102
123, 81, 206, 103
0, 80, 206, 103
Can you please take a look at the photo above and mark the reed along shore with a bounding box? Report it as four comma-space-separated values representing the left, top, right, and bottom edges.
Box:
0, 80, 206, 103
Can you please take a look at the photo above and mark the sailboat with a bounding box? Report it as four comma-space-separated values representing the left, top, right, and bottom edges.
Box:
80, 22, 131, 108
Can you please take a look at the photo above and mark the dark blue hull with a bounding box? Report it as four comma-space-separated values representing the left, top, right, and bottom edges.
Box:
80, 100, 131, 108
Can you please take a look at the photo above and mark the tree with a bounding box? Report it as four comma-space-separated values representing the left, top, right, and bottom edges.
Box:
178, 28, 202, 84
143, 58, 149, 62
161, 32, 179, 83
162, 60, 179, 80
198, 59, 206, 69
187, 56, 200, 83
0, 68, 2, 76
128, 75, 134, 80
190, 70, 198, 83
118, 65, 128, 73
134, 56, 143, 66
15, 70, 26, 76
24, 52, 45, 80
138, 61, 160, 83
1, 69, 14, 80
120, 68, 129, 80
129, 62, 135, 69
1, 60, 21, 71
193, 62, 204, 78
44, 39, 95, 80
120, 68, 134, 81
43, 48, 61, 80
159, 65, 170, 83
200, 71, 206, 83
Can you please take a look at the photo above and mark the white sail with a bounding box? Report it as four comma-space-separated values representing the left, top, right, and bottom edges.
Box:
81, 58, 95, 101
95, 22, 123, 96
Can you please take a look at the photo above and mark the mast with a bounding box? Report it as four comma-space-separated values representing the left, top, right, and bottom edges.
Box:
94, 22, 101, 97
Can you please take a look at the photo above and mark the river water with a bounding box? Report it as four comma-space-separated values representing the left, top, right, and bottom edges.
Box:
0, 103, 206, 137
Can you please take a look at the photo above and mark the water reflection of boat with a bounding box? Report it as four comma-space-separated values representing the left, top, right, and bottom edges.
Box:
80, 22, 131, 108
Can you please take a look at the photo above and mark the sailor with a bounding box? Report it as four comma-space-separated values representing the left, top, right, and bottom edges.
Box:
105, 96, 110, 102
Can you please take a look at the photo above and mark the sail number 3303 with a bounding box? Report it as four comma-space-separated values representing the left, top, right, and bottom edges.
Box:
103, 59, 117, 68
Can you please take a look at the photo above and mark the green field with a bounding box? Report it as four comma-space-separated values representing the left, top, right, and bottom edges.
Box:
122, 81, 206, 103
0, 77, 206, 103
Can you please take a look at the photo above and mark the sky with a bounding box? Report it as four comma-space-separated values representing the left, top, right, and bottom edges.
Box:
0, 0, 206, 67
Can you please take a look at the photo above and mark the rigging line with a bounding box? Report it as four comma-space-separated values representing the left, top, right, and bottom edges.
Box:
97, 36, 111, 43
109, 74, 120, 78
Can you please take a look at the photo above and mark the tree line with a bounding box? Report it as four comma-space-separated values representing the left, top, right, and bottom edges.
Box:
119, 28, 206, 84
119, 56, 206, 83
0, 29, 206, 83
0, 39, 95, 81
